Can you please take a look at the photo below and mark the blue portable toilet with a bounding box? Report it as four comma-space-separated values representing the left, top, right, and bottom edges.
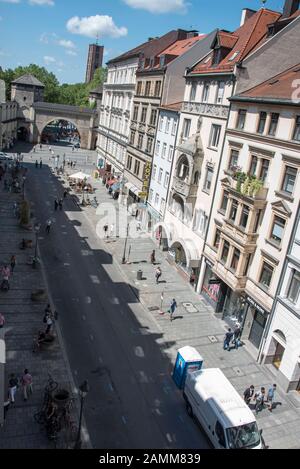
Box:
173, 346, 203, 389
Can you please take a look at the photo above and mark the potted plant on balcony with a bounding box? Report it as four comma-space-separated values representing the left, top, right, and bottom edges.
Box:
248, 177, 264, 197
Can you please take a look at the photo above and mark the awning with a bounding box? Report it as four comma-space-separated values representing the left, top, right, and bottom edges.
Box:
125, 182, 140, 196
112, 182, 121, 191
107, 179, 118, 187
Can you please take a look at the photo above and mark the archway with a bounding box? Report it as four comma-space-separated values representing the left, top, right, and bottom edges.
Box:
268, 329, 287, 370
171, 194, 185, 220
170, 241, 187, 269
17, 127, 28, 142
155, 224, 169, 252
40, 119, 81, 147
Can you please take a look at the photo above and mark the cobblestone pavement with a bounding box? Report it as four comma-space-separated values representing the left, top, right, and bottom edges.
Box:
0, 158, 81, 449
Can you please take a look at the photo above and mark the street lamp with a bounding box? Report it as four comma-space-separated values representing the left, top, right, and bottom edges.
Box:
122, 224, 130, 264
33, 223, 41, 267
74, 380, 90, 450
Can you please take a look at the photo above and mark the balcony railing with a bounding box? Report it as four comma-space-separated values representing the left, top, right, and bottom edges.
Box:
182, 101, 229, 119
228, 177, 269, 201
172, 177, 191, 198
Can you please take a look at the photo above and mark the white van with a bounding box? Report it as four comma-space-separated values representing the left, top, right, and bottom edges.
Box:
183, 368, 263, 449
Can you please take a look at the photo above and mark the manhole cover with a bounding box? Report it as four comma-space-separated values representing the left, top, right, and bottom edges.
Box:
208, 336, 218, 343
148, 306, 159, 312
183, 303, 193, 308
233, 367, 244, 376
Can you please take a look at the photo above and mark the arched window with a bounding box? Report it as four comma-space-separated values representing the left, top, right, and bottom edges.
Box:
177, 154, 190, 182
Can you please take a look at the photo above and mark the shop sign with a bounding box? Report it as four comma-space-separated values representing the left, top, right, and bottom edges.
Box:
246, 296, 268, 316
138, 192, 148, 199
142, 162, 152, 197
209, 279, 221, 285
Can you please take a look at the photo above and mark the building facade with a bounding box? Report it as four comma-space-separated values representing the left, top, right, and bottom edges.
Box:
0, 101, 18, 150
201, 64, 300, 354
85, 44, 104, 83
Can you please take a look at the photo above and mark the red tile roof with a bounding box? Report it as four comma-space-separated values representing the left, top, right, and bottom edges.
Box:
158, 35, 206, 56
190, 8, 281, 76
232, 64, 300, 102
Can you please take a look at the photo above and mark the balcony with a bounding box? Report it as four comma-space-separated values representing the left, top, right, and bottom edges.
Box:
172, 177, 198, 199
225, 176, 269, 202
213, 262, 247, 291
182, 101, 229, 119
221, 220, 258, 248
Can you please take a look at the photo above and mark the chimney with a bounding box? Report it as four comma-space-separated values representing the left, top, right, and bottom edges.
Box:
282, 0, 300, 17
240, 8, 257, 26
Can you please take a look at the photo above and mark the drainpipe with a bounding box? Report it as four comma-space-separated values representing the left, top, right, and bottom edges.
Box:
257, 202, 300, 364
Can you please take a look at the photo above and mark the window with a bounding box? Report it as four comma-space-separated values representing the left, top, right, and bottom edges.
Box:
220, 191, 229, 214
166, 118, 171, 133
202, 83, 210, 102
155, 193, 159, 206
159, 56, 165, 68
287, 270, 300, 304
162, 143, 167, 159
194, 171, 200, 185
259, 159, 270, 183
152, 165, 157, 180
171, 119, 178, 136
270, 216, 286, 246
293, 116, 300, 141
214, 229, 221, 250
127, 155, 132, 171
158, 168, 163, 184
254, 210, 262, 233
257, 112, 267, 134
141, 107, 147, 123
159, 116, 164, 131
209, 124, 221, 148
150, 109, 157, 126
229, 199, 238, 223
221, 241, 230, 264
137, 134, 143, 149
164, 172, 170, 188
231, 248, 240, 272
240, 205, 250, 229
193, 209, 208, 236
154, 81, 161, 97
137, 81, 142, 95
259, 262, 274, 289
182, 119, 191, 139
146, 137, 153, 154
268, 113, 279, 136
145, 81, 151, 96
190, 83, 197, 101
160, 198, 166, 215
236, 110, 247, 130
149, 189, 153, 203
168, 145, 174, 162
130, 131, 135, 145
134, 160, 141, 176
282, 166, 297, 194
203, 168, 213, 192
243, 254, 252, 276
216, 82, 225, 104
228, 149, 239, 172
249, 156, 258, 177
155, 141, 160, 155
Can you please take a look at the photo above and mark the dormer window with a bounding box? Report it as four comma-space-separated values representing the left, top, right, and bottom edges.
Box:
228, 51, 239, 62
149, 57, 155, 68
159, 56, 165, 68
212, 48, 222, 65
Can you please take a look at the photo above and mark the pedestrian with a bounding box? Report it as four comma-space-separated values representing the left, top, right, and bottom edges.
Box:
73, 161, 76, 169
54, 199, 58, 211
267, 384, 277, 412
40, 143, 42, 151
49, 146, 52, 153
13, 202, 18, 217
0, 312, 5, 328
8, 374, 18, 403
243, 385, 255, 406
63, 190, 68, 199
70, 161, 73, 169
45, 314, 53, 334
40, 159, 42, 169
21, 369, 33, 401
46, 219, 52, 234
169, 299, 178, 322
10, 255, 16, 273
155, 267, 162, 284
233, 323, 242, 349
103, 224, 109, 239
59, 199, 63, 211
35, 160, 38, 169
255, 387, 266, 414
223, 328, 234, 351
150, 250, 156, 265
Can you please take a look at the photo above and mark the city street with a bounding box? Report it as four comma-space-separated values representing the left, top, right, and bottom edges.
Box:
22, 143, 211, 449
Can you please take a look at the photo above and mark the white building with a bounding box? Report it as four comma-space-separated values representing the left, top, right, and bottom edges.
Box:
262, 203, 300, 393
147, 104, 180, 231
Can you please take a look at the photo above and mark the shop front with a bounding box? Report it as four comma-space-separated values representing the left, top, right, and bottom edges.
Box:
202, 260, 228, 313
242, 296, 269, 350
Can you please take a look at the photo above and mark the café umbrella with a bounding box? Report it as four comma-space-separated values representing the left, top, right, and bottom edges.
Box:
70, 171, 91, 181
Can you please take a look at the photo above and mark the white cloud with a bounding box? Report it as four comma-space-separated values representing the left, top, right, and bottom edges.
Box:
66, 15, 127, 39
43, 55, 56, 64
123, 0, 188, 13
28, 0, 54, 5
58, 39, 75, 49
66, 50, 77, 56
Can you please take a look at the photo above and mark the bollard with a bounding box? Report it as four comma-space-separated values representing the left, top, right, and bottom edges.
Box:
137, 270, 143, 281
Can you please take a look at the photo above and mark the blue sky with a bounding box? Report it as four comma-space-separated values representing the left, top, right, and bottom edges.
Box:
0, 0, 285, 84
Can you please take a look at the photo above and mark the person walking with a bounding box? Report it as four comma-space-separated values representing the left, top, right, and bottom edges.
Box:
59, 199, 63, 211
35, 160, 38, 169
150, 250, 156, 265
40, 143, 42, 151
267, 384, 277, 412
233, 323, 242, 349
0, 313, 5, 328
243, 385, 255, 406
8, 374, 18, 403
63, 190, 68, 199
155, 267, 162, 284
169, 299, 178, 322
10, 255, 16, 274
45, 314, 53, 334
103, 224, 109, 239
223, 328, 234, 351
39, 159, 43, 169
255, 387, 266, 414
21, 369, 33, 401
46, 219, 52, 234
54, 199, 58, 211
